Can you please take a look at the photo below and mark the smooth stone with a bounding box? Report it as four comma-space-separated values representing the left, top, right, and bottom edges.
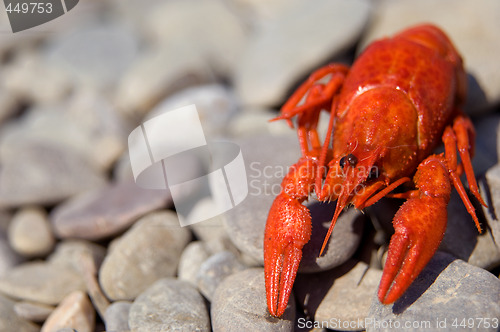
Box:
144, 0, 247, 76
187, 198, 228, 243
0, 294, 38, 332
8, 207, 55, 257
48, 240, 107, 273
483, 168, 500, 251
226, 0, 297, 24
0, 261, 85, 305
14, 301, 55, 323
0, 89, 18, 125
211, 268, 295, 331
295, 260, 382, 331
51, 181, 172, 240
468, 228, 500, 270
178, 241, 211, 287
145, 84, 239, 139
1, 52, 71, 105
104, 301, 131, 332
368, 251, 500, 332
41, 291, 95, 332
228, 108, 279, 138
0, 211, 24, 277
196, 251, 247, 301
235, 0, 371, 106
358, 0, 500, 114
114, 44, 215, 122
99, 211, 191, 301
471, 114, 500, 175
224, 134, 363, 270
45, 22, 139, 91
128, 278, 210, 332
0, 143, 106, 207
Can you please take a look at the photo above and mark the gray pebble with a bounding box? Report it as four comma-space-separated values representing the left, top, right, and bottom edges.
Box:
128, 278, 210, 332
0, 294, 38, 332
187, 198, 228, 243
51, 181, 172, 240
41, 291, 95, 332
359, 0, 500, 115
295, 260, 382, 331
0, 261, 85, 305
8, 207, 55, 257
484, 165, 500, 251
104, 301, 131, 332
99, 211, 191, 301
211, 268, 295, 332
368, 251, 500, 332
48, 240, 107, 273
178, 241, 211, 287
0, 143, 106, 208
235, 0, 371, 107
196, 251, 247, 301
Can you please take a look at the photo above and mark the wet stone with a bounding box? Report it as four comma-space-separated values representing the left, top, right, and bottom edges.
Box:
128, 278, 210, 332
51, 181, 172, 240
8, 207, 55, 257
235, 0, 371, 107
104, 301, 131, 332
368, 251, 500, 332
41, 291, 95, 332
295, 260, 382, 331
196, 250, 247, 301
0, 261, 85, 305
211, 268, 295, 332
99, 211, 191, 301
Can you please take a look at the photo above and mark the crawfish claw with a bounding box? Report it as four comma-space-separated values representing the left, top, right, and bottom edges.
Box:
378, 196, 448, 304
264, 193, 312, 317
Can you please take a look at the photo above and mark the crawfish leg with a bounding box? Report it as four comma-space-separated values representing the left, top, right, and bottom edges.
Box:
378, 155, 451, 304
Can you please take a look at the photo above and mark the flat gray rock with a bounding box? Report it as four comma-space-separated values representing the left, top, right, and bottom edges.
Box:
14, 301, 54, 323
211, 268, 295, 332
358, 0, 500, 115
129, 278, 210, 332
51, 181, 172, 240
104, 301, 131, 332
0, 143, 106, 208
0, 261, 85, 305
295, 260, 382, 331
99, 211, 191, 301
0, 294, 38, 332
235, 0, 371, 106
178, 241, 211, 287
368, 251, 500, 332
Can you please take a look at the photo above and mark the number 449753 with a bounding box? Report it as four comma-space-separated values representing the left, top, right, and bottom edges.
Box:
6, 2, 53, 14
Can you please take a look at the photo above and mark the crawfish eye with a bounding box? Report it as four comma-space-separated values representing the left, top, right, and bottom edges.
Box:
339, 153, 358, 169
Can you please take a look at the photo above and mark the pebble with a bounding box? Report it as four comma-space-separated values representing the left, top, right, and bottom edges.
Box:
8, 207, 55, 257
0, 261, 85, 305
113, 44, 215, 122
104, 301, 132, 332
99, 211, 191, 301
128, 278, 210, 332
50, 181, 172, 240
359, 0, 500, 115
187, 198, 229, 243
0, 211, 24, 277
472, 114, 500, 175
45, 22, 139, 92
211, 268, 295, 331
0, 294, 38, 332
145, 84, 239, 139
235, 0, 371, 107
196, 251, 247, 301
0, 143, 106, 208
295, 260, 382, 331
228, 107, 278, 138
41, 291, 95, 332
368, 251, 500, 332
14, 301, 55, 323
224, 134, 363, 270
178, 241, 211, 287
0, 89, 19, 125
144, 0, 247, 77
48, 240, 107, 273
